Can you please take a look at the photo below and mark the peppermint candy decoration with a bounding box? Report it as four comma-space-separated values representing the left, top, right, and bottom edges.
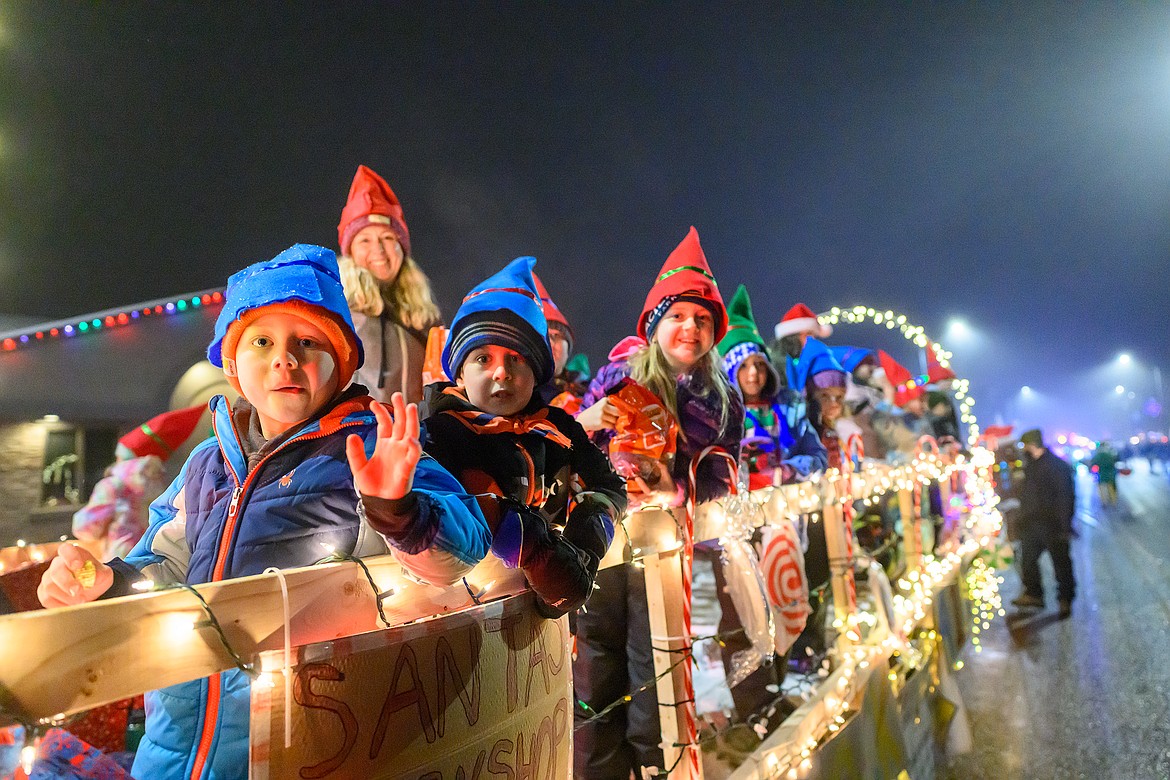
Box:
760, 521, 811, 655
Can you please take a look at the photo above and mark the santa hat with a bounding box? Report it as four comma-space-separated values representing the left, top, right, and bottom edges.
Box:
638, 226, 728, 342
337, 165, 411, 259
443, 256, 554, 384
878, 350, 927, 407
830, 345, 878, 374
119, 404, 207, 460
718, 285, 780, 397
926, 341, 957, 384
787, 338, 846, 393
773, 303, 832, 341
532, 271, 573, 348
208, 245, 364, 395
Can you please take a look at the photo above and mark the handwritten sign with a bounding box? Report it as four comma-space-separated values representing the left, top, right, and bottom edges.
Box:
250, 593, 571, 779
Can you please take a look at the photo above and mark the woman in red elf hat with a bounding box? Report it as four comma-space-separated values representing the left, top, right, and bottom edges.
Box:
336, 165, 442, 404
573, 226, 744, 778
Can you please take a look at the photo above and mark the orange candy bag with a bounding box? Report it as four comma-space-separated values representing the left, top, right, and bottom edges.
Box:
606, 379, 678, 486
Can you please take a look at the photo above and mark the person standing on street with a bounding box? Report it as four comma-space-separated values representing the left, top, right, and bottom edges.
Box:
1013, 428, 1077, 618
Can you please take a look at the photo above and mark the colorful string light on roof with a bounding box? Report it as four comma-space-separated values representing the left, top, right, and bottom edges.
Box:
0, 290, 224, 354
818, 305, 982, 447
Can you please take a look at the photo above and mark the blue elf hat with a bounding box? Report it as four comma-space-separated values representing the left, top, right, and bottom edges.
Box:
830, 345, 877, 374
208, 245, 363, 380
443, 256, 555, 384
787, 337, 847, 393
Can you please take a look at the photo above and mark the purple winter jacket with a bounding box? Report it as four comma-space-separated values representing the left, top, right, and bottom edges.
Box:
583, 359, 745, 504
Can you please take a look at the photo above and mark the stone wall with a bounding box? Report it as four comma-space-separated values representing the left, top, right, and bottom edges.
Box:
0, 422, 75, 544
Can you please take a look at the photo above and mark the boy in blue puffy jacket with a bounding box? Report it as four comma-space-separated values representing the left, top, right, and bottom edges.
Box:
38, 244, 491, 780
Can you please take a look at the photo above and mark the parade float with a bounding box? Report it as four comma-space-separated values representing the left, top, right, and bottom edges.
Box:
0, 298, 1007, 779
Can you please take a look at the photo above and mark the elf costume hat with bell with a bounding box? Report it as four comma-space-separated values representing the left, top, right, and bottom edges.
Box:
532, 271, 573, 349
773, 303, 832, 341
830, 345, 878, 374
119, 404, 207, 461
878, 350, 927, 407
926, 341, 957, 384
718, 284, 780, 397
337, 165, 411, 259
443, 256, 555, 384
638, 226, 728, 342
787, 337, 847, 393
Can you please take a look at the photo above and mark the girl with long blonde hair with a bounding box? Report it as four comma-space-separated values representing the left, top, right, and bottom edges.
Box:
572, 227, 743, 778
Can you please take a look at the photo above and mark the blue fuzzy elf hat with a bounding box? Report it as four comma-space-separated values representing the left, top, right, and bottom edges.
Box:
442, 256, 555, 384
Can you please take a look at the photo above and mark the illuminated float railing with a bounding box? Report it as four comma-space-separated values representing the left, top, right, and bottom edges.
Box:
0, 448, 1002, 778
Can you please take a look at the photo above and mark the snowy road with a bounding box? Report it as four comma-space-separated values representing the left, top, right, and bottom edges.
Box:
944, 460, 1170, 779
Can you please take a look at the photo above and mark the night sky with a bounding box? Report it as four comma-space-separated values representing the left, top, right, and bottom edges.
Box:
2, 3, 1168, 439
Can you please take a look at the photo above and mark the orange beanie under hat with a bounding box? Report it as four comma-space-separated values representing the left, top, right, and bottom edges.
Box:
220, 300, 361, 397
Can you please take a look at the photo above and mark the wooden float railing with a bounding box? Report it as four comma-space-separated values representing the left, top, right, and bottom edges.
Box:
0, 450, 986, 779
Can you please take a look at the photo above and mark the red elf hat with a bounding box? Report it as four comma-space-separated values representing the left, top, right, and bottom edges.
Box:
531, 271, 572, 338
926, 341, 957, 383
878, 350, 927, 407
336, 165, 411, 258
638, 226, 728, 342
119, 404, 207, 460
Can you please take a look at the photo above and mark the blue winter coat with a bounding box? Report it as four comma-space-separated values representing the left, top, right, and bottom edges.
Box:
115, 391, 491, 780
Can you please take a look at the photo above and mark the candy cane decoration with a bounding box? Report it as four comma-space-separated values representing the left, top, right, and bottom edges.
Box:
836, 438, 863, 614
676, 445, 738, 777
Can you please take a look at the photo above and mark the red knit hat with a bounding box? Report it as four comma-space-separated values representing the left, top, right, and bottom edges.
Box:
532, 271, 572, 339
878, 350, 927, 407
638, 226, 727, 342
337, 165, 411, 258
773, 303, 832, 341
926, 341, 957, 383
119, 405, 206, 460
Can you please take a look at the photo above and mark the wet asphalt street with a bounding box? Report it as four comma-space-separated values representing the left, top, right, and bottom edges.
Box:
943, 460, 1170, 779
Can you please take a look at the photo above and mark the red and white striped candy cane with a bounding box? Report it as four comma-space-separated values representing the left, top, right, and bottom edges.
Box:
676, 446, 738, 778
838, 436, 864, 613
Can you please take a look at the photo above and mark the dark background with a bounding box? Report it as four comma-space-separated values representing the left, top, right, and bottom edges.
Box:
1, 3, 1167, 439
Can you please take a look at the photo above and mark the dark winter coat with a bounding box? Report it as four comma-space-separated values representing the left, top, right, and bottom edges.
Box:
423, 382, 627, 618
1019, 449, 1076, 538
583, 359, 745, 504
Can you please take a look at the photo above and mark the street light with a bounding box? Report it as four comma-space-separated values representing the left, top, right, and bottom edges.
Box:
1118, 353, 1132, 365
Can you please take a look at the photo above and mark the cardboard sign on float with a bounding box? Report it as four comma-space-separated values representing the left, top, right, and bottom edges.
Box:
250, 594, 572, 780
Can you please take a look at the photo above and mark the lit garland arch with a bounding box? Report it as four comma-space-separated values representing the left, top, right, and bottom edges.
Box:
818, 305, 981, 447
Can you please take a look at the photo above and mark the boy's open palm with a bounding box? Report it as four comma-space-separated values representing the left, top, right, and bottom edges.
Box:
347, 392, 422, 501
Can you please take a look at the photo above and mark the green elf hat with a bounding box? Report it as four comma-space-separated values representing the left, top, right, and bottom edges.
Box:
717, 284, 768, 356
718, 284, 780, 396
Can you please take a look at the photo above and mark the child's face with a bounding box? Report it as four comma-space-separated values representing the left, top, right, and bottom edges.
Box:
655, 301, 714, 373
813, 385, 846, 426
737, 353, 771, 401
350, 225, 404, 282
548, 324, 571, 376
227, 311, 340, 438
457, 344, 535, 417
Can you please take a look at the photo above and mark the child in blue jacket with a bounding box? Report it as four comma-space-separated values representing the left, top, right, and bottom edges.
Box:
38, 244, 491, 780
